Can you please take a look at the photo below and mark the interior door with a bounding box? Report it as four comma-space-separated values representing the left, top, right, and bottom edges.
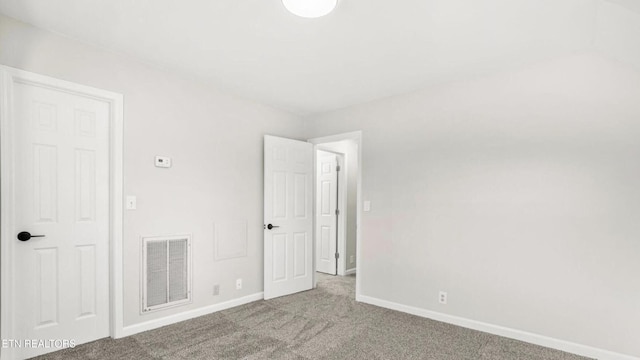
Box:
9, 79, 110, 358
263, 135, 313, 300
315, 150, 338, 275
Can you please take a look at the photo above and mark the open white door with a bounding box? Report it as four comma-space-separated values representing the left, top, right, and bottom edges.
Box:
315, 150, 338, 275
263, 135, 313, 300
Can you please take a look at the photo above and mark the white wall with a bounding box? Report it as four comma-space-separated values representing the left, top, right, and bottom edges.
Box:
305, 52, 640, 357
595, 0, 640, 67
317, 140, 358, 272
0, 14, 305, 328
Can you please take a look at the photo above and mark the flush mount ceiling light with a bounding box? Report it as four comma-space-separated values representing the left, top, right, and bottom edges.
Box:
282, 0, 338, 18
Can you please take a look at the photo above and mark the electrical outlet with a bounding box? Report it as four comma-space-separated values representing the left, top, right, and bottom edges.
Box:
213, 285, 220, 296
236, 278, 242, 290
350, 255, 355, 264
439, 291, 448, 305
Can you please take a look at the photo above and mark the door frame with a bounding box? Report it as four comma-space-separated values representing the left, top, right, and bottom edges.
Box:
314, 149, 346, 275
0, 66, 125, 357
308, 131, 362, 298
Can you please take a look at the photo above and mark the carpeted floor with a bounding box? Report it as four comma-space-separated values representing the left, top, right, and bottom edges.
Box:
34, 274, 591, 360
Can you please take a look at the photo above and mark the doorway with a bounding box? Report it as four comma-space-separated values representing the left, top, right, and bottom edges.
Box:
309, 132, 362, 296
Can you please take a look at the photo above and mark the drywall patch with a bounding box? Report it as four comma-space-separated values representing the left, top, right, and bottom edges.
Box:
214, 220, 248, 261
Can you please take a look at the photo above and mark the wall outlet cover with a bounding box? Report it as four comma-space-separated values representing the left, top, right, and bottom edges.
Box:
439, 291, 448, 305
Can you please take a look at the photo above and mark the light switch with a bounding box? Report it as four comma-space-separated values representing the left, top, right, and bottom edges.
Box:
126, 196, 137, 210
364, 201, 371, 212
155, 156, 172, 168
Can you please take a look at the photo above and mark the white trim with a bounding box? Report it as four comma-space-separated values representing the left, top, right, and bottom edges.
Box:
110, 88, 125, 339
120, 292, 264, 337
344, 268, 357, 276
311, 148, 319, 281
0, 65, 15, 360
308, 131, 362, 298
357, 295, 639, 360
0, 66, 125, 352
336, 153, 347, 275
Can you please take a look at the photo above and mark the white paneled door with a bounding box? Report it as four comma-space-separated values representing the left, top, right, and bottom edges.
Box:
263, 135, 313, 300
315, 150, 338, 275
8, 77, 110, 358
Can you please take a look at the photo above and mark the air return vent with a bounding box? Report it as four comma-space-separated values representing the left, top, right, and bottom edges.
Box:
141, 235, 192, 313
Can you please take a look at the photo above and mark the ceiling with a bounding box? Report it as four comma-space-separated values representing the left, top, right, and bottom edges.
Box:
0, 0, 635, 115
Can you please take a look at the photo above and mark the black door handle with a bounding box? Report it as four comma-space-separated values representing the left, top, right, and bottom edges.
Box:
17, 232, 45, 242
265, 224, 280, 230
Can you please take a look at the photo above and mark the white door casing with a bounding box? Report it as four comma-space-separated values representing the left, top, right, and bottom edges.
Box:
315, 150, 338, 275
263, 135, 313, 300
0, 66, 124, 359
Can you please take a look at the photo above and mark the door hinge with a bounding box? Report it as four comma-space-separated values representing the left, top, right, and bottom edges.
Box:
335, 253, 339, 259
336, 165, 341, 172
335, 209, 340, 215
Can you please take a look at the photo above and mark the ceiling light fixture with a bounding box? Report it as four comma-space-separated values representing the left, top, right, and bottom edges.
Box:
282, 0, 338, 18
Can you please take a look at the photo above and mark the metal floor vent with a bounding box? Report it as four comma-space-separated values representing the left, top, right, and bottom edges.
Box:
142, 234, 192, 313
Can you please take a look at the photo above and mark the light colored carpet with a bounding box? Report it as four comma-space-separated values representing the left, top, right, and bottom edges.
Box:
33, 274, 592, 359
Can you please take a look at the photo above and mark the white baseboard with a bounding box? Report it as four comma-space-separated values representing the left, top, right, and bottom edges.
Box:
356, 295, 638, 360
345, 268, 357, 276
119, 292, 264, 338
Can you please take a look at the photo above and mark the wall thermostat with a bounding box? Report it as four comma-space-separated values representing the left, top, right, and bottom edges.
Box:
155, 156, 172, 168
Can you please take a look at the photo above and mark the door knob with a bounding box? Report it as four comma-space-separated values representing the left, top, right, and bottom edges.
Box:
17, 232, 45, 242
265, 224, 280, 230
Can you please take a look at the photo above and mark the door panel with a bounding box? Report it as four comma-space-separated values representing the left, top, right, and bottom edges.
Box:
35, 248, 58, 327
315, 151, 338, 275
77, 245, 97, 318
293, 174, 307, 218
264, 136, 313, 300
10, 80, 110, 359
293, 232, 308, 278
